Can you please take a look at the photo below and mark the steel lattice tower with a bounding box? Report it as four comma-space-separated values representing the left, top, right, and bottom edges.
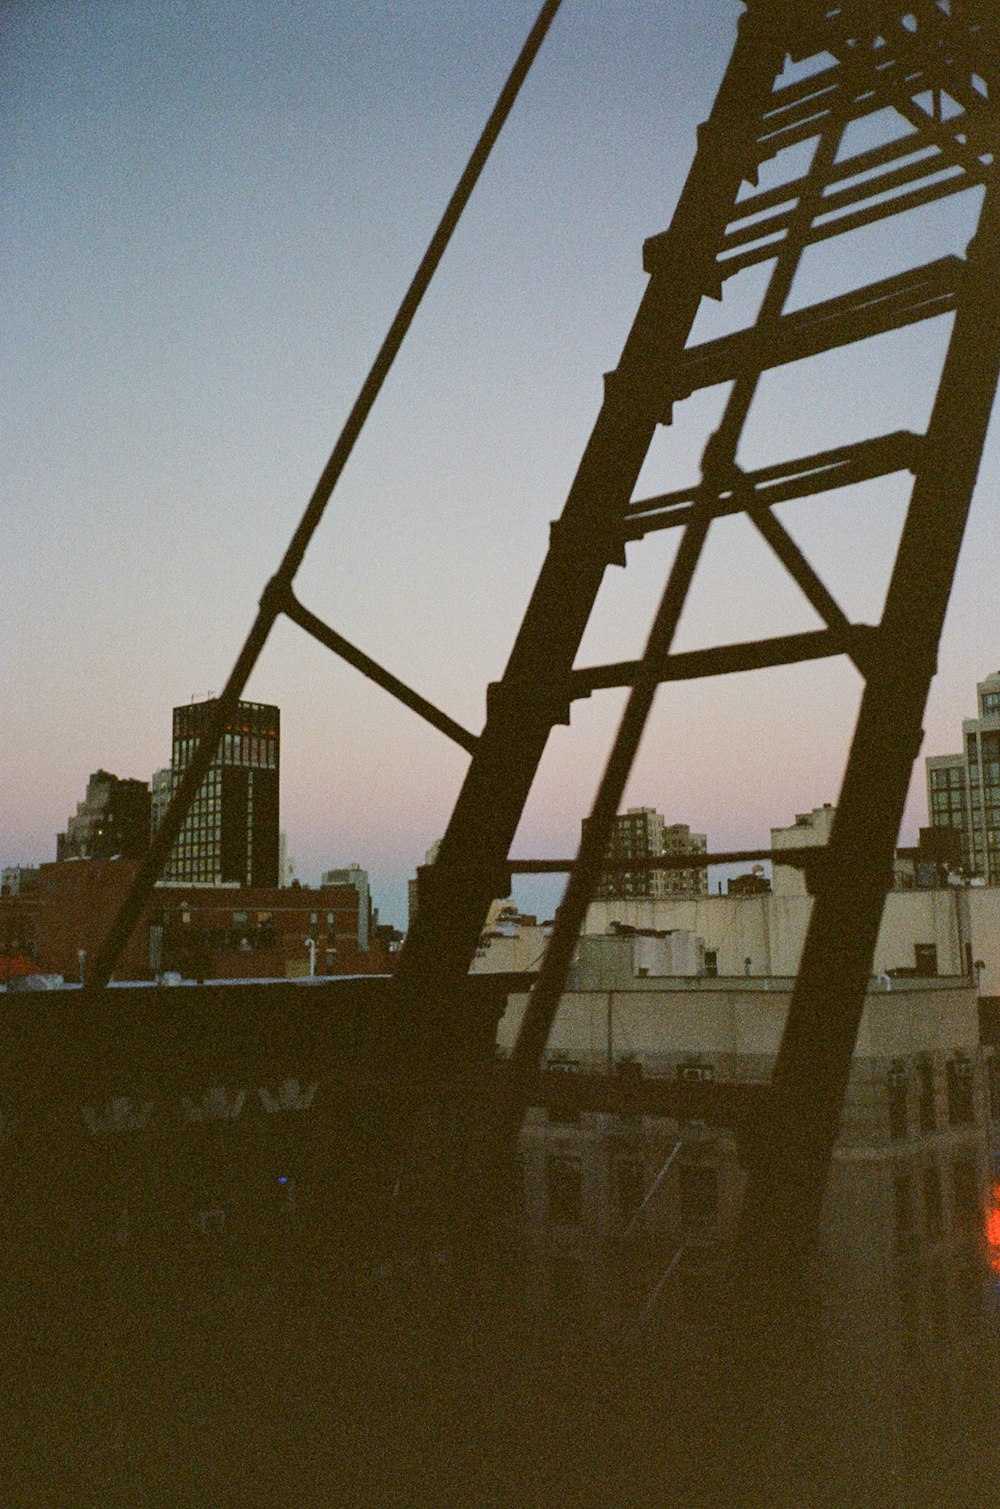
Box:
95, 0, 1000, 1289
394, 0, 1000, 1287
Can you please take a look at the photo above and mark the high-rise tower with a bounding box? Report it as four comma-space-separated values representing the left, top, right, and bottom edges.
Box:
57, 770, 151, 864
927, 672, 1000, 883
585, 808, 708, 900
162, 698, 279, 887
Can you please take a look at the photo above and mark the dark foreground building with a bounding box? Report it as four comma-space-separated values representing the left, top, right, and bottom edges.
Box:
1, 972, 999, 1507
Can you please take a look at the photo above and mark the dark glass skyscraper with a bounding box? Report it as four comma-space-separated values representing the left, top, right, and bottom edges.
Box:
162, 699, 280, 887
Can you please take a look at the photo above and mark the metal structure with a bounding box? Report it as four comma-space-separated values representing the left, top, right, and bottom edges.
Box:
401, 0, 1000, 1303
93, 0, 1000, 1306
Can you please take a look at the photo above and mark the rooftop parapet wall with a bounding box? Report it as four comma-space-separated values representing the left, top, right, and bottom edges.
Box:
0, 975, 507, 1105
584, 886, 979, 982
497, 982, 981, 1067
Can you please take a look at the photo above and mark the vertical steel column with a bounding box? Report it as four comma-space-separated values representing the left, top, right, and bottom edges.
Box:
735, 176, 1000, 1300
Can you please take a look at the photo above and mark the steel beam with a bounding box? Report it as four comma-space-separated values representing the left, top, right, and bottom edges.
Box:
734, 172, 1000, 1307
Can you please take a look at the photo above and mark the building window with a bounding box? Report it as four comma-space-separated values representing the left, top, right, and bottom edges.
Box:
677, 1062, 714, 1085
679, 1260, 716, 1331
547, 1155, 582, 1226
914, 943, 938, 977
896, 1274, 920, 1334
893, 1172, 916, 1250
703, 949, 718, 978
951, 1155, 980, 1236
987, 1055, 1000, 1121
946, 1057, 975, 1126
547, 1252, 584, 1316
547, 1099, 582, 1127
888, 1063, 909, 1141
930, 1266, 950, 1344
923, 1165, 944, 1241
679, 1163, 718, 1234
917, 1057, 937, 1134
547, 1058, 582, 1125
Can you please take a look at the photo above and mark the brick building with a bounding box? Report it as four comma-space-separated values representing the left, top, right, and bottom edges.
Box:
34, 858, 139, 981
29, 860, 388, 982
0, 867, 42, 976
149, 882, 385, 980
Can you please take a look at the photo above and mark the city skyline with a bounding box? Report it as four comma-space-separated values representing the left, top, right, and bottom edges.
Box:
6, 1, 999, 929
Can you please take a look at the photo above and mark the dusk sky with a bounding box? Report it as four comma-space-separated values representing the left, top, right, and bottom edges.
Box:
4, 1, 998, 928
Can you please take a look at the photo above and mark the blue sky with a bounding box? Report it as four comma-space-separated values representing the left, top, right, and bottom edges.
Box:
4, 2, 997, 927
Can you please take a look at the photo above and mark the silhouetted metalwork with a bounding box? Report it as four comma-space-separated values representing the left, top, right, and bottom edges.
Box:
394, 0, 1000, 1313
88, 0, 563, 988
90, 0, 1000, 1322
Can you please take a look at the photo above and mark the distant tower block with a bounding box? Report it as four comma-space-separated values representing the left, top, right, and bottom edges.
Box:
57, 770, 151, 864
163, 698, 280, 888
585, 809, 708, 900
927, 671, 1000, 883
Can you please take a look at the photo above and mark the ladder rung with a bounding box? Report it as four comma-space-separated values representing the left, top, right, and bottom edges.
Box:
787, 1, 998, 79
570, 627, 871, 698
761, 59, 840, 119
645, 42, 989, 284
648, 73, 923, 276
730, 135, 944, 225
721, 154, 968, 260
718, 170, 981, 281
624, 431, 922, 541
664, 259, 961, 409
753, 52, 938, 160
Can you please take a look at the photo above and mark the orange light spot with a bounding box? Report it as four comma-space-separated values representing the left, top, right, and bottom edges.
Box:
986, 1181, 1000, 1273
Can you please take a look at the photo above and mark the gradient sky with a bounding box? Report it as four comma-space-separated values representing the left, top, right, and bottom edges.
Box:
4, 1, 998, 928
